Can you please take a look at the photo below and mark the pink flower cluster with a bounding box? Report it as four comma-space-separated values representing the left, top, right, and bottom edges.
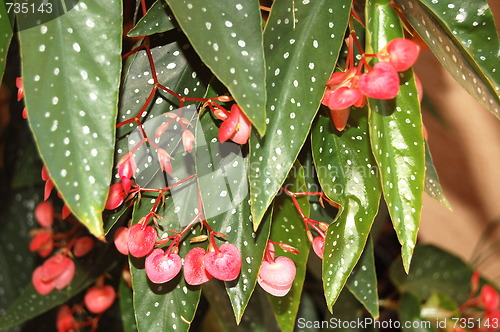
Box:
322, 38, 420, 131
113, 224, 242, 285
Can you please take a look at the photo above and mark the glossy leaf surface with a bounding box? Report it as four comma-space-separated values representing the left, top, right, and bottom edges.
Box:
424, 142, 450, 209
366, 0, 425, 273
128, 0, 176, 37
249, 0, 352, 229
346, 238, 379, 318
395, 0, 500, 118
18, 0, 123, 237
165, 0, 267, 134
311, 110, 381, 310
267, 163, 310, 332
196, 107, 272, 322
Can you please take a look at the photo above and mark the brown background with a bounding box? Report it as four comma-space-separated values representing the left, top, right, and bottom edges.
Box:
415, 1, 500, 281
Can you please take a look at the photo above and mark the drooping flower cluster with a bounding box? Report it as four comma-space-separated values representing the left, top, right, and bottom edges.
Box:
55, 278, 116, 332
30, 200, 95, 295
113, 221, 242, 285
322, 38, 420, 131
454, 272, 500, 331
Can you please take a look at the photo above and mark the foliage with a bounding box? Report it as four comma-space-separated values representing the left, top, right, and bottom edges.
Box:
0, 0, 499, 331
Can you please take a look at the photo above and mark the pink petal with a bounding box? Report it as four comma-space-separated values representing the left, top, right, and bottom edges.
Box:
145, 249, 182, 284
204, 243, 242, 281
386, 38, 420, 72
183, 247, 212, 285
358, 62, 400, 100
127, 224, 157, 258
258, 256, 296, 286
328, 87, 363, 110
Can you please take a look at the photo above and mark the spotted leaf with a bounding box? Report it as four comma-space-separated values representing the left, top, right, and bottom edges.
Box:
390, 245, 473, 305
196, 104, 272, 323
395, 0, 500, 119
18, 0, 123, 237
424, 142, 451, 209
249, 0, 352, 229
365, 0, 425, 273
127, 0, 177, 37
267, 162, 310, 332
0, 2, 13, 83
164, 0, 267, 134
129, 196, 201, 332
346, 238, 379, 318
311, 110, 381, 311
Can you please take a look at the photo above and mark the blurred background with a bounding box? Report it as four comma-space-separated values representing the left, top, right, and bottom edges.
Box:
416, 0, 500, 284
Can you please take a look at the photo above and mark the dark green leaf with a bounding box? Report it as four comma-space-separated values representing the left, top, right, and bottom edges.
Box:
346, 238, 379, 318
18, 0, 123, 237
203, 280, 281, 332
395, 0, 500, 119
267, 162, 310, 332
196, 107, 272, 322
165, 0, 267, 134
0, 1, 13, 83
399, 293, 438, 332
390, 245, 473, 305
119, 276, 138, 332
130, 196, 201, 332
128, 0, 177, 37
311, 110, 381, 310
0, 190, 40, 317
424, 142, 450, 209
249, 0, 352, 229
365, 0, 425, 273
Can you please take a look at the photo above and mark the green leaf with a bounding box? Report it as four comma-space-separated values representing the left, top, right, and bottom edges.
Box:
424, 142, 450, 209
390, 245, 473, 305
128, 0, 177, 37
267, 162, 310, 332
0, 245, 120, 330
164, 0, 267, 134
395, 0, 500, 119
18, 0, 123, 237
365, 0, 425, 273
0, 190, 40, 317
311, 110, 381, 311
119, 277, 138, 332
0, 1, 13, 83
249, 0, 352, 229
346, 238, 379, 318
129, 196, 201, 332
196, 107, 272, 322
203, 281, 281, 332
399, 293, 438, 332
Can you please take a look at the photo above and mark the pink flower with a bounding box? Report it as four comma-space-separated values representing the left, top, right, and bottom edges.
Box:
116, 153, 136, 193
157, 148, 173, 175
258, 256, 296, 297
322, 69, 366, 111
378, 38, 420, 72
145, 249, 182, 284
218, 104, 252, 145
358, 62, 400, 100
